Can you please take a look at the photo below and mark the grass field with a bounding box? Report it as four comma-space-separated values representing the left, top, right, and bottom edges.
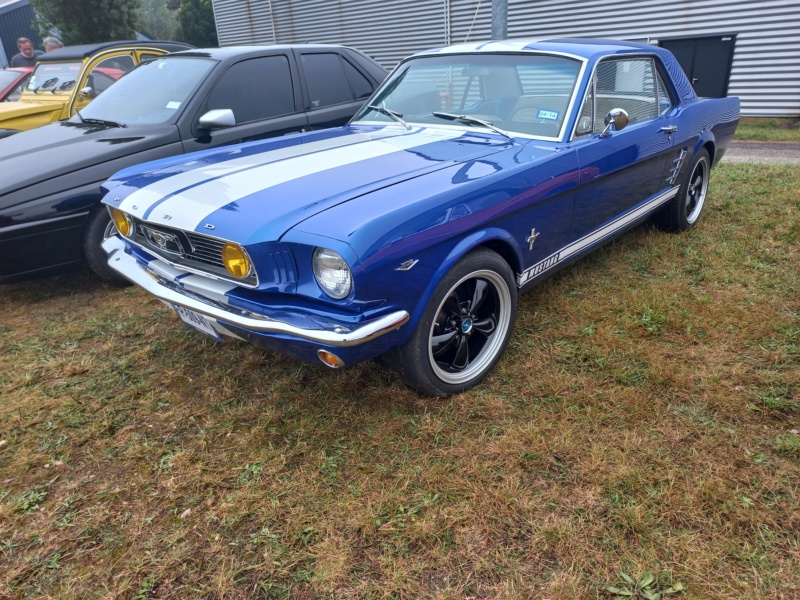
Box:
735, 117, 800, 142
1, 163, 798, 599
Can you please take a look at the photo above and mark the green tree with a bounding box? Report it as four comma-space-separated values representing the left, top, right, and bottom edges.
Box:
138, 0, 179, 40
176, 0, 218, 48
31, 0, 141, 45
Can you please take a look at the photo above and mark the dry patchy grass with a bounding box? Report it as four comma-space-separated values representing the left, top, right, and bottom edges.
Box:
1, 163, 798, 599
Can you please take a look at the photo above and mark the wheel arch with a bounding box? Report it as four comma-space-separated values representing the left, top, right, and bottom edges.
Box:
403, 227, 522, 335
694, 132, 716, 167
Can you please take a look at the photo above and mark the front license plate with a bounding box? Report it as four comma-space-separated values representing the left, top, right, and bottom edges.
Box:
170, 303, 222, 341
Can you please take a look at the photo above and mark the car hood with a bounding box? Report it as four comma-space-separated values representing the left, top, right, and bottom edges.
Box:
0, 120, 176, 200
107, 125, 516, 244
0, 97, 64, 123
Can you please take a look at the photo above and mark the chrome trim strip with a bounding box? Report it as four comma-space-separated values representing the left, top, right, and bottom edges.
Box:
517, 186, 679, 286
103, 236, 410, 347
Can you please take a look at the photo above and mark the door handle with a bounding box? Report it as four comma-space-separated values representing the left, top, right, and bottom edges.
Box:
660, 125, 678, 134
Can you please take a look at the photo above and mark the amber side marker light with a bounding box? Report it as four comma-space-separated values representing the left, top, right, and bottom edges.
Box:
111, 208, 133, 237
221, 243, 251, 278
317, 350, 345, 369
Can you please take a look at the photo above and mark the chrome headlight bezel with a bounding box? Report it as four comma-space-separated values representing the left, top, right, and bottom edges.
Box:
312, 247, 353, 300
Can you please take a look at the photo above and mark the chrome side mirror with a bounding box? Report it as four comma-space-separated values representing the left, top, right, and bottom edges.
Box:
80, 86, 95, 99
600, 108, 629, 137
198, 108, 236, 130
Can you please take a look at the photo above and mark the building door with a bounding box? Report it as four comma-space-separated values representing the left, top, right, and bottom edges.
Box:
658, 35, 736, 98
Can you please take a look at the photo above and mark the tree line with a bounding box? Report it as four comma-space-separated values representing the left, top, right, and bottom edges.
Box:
31, 0, 218, 47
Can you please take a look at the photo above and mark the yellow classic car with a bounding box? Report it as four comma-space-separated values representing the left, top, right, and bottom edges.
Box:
0, 40, 191, 137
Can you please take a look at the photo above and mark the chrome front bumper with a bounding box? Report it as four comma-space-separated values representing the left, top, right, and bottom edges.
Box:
103, 236, 410, 347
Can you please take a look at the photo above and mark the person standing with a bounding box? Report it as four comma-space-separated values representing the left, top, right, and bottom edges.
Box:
10, 37, 43, 67
43, 36, 64, 52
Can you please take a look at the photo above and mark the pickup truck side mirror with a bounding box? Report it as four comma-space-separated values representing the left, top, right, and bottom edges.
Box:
80, 86, 95, 99
198, 109, 236, 130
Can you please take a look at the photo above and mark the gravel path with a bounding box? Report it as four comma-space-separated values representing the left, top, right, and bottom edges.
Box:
723, 140, 800, 164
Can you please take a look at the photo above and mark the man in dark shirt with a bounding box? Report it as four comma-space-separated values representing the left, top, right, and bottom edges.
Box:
10, 37, 43, 67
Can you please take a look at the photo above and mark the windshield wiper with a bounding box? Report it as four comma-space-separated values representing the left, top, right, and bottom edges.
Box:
367, 103, 411, 130
80, 117, 127, 128
432, 111, 514, 142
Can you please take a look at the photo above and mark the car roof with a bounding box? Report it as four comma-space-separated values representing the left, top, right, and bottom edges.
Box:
38, 41, 194, 62
161, 44, 352, 61
415, 38, 669, 61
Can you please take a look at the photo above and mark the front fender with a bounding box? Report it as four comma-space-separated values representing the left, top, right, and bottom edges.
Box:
407, 228, 520, 327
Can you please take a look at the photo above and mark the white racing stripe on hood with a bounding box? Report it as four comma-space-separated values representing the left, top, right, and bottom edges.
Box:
118, 128, 403, 220
138, 128, 462, 232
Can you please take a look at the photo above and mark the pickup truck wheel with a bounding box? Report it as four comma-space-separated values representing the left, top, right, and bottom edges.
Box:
390, 248, 517, 396
83, 206, 131, 286
654, 148, 710, 232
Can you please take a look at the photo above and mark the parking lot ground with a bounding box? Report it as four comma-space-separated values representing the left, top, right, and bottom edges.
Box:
724, 140, 800, 164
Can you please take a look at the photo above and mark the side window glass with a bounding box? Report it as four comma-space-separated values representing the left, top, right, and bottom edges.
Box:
655, 69, 673, 115
342, 59, 373, 99
301, 53, 353, 108
595, 58, 659, 129
89, 54, 135, 95
207, 55, 295, 122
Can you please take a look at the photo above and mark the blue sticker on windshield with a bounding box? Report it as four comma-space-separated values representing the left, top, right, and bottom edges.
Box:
537, 109, 559, 121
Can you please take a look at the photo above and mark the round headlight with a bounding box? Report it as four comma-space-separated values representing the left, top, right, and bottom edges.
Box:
110, 208, 133, 238
313, 248, 352, 299
222, 243, 251, 279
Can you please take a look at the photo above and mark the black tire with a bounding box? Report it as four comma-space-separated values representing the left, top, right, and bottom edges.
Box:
389, 248, 518, 396
653, 147, 711, 232
83, 205, 131, 286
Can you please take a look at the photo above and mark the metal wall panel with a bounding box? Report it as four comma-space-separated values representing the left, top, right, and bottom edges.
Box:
211, 0, 800, 116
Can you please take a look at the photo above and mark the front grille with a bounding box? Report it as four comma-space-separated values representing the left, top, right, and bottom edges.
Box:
185, 233, 226, 268
128, 218, 258, 287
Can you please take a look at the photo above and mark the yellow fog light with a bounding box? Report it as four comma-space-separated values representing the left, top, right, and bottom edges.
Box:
222, 242, 251, 278
111, 208, 133, 237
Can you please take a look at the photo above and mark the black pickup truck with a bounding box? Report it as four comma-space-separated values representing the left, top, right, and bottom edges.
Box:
0, 45, 387, 283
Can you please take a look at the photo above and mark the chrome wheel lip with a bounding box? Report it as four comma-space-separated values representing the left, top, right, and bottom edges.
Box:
427, 269, 512, 386
686, 156, 709, 225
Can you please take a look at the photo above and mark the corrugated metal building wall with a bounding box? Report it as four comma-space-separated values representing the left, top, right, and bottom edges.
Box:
211, 0, 800, 117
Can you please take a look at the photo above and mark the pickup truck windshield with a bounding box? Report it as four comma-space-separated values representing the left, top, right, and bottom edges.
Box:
78, 57, 216, 126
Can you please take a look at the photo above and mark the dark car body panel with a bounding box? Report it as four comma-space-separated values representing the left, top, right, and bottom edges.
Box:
0, 45, 387, 282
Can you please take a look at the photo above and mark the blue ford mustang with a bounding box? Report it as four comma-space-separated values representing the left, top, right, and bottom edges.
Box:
101, 39, 739, 395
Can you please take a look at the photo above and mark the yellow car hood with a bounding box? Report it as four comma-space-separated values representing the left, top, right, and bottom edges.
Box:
0, 97, 66, 132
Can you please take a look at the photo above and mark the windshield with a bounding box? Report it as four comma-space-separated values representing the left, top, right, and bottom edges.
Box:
354, 53, 583, 139
27, 61, 82, 93
0, 70, 22, 89
78, 57, 216, 126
